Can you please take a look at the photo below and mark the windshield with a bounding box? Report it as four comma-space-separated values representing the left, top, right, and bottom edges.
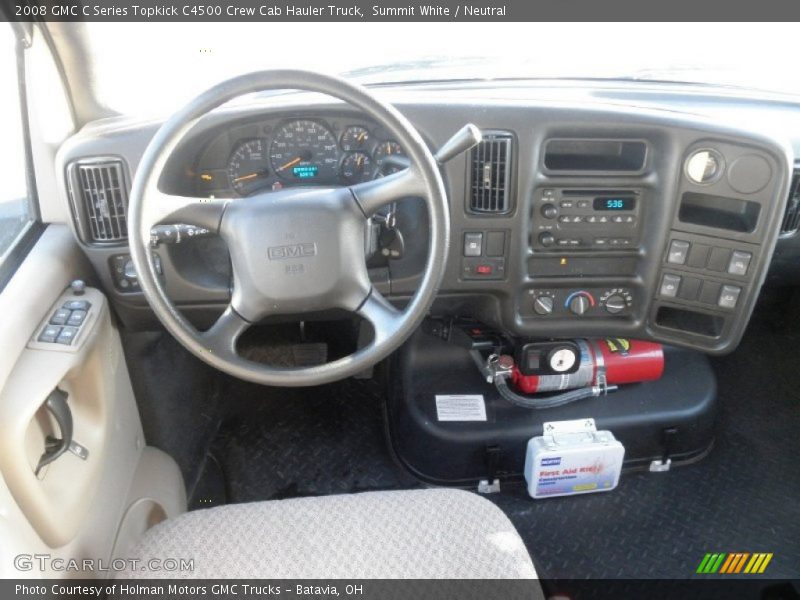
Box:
85, 22, 800, 116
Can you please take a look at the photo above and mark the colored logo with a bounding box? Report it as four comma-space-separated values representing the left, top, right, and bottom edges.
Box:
605, 338, 631, 355
696, 553, 773, 574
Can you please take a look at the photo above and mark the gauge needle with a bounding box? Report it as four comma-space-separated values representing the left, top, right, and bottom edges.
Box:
233, 172, 260, 183
276, 156, 302, 172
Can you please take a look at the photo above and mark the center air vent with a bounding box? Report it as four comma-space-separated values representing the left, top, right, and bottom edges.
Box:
468, 131, 513, 214
67, 159, 129, 244
780, 167, 800, 235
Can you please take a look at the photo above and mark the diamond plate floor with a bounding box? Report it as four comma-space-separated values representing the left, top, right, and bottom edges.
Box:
197, 374, 417, 504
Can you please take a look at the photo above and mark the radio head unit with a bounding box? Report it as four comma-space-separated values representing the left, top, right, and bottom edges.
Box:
532, 188, 643, 251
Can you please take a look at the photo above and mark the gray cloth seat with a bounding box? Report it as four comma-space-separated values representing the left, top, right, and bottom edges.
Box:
121, 488, 538, 579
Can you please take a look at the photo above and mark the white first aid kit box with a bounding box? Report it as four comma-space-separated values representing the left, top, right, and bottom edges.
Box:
524, 418, 625, 499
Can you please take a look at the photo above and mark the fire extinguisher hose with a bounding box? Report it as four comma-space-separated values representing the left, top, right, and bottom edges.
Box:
494, 375, 618, 409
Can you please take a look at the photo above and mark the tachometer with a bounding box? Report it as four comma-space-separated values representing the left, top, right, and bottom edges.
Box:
269, 119, 339, 181
227, 139, 270, 196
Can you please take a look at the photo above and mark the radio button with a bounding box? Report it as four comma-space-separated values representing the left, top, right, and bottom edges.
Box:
539, 232, 555, 247
559, 200, 574, 209
612, 215, 625, 223
558, 215, 570, 223
667, 240, 690, 265
577, 200, 590, 209
594, 238, 609, 246
660, 274, 681, 298
598, 216, 609, 223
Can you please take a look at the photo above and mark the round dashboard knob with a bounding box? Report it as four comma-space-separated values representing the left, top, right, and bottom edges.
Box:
569, 294, 590, 316
533, 296, 554, 315
604, 294, 627, 314
539, 232, 555, 247
541, 203, 558, 219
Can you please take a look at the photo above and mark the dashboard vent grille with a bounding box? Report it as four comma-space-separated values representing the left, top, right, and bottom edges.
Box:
69, 160, 129, 244
468, 132, 513, 214
781, 168, 800, 235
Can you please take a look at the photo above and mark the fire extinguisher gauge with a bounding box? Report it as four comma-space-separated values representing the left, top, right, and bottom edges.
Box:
548, 346, 579, 372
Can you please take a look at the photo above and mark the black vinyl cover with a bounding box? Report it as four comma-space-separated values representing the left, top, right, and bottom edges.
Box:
387, 328, 717, 485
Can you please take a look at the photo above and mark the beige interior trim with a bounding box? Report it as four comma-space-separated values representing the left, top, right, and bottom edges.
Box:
0, 227, 186, 576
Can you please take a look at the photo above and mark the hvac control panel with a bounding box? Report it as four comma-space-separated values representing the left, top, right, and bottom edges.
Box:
531, 188, 643, 250
522, 287, 635, 318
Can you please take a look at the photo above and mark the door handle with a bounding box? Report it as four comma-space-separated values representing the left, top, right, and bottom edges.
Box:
35, 389, 72, 475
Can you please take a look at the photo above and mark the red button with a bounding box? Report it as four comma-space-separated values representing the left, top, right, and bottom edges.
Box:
476, 265, 493, 275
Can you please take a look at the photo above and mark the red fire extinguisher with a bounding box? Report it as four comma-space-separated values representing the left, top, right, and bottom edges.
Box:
511, 338, 664, 395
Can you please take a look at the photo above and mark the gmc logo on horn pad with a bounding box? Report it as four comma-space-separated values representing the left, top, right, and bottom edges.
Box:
267, 243, 317, 260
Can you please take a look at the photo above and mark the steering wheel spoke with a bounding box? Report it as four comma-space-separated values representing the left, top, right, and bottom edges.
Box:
357, 290, 403, 345
350, 166, 426, 216
199, 306, 251, 359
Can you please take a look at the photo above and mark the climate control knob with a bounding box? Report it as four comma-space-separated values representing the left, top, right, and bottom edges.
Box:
568, 294, 591, 316
533, 296, 554, 315
604, 294, 627, 314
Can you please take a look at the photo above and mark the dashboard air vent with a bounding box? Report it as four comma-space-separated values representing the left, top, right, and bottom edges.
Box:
68, 159, 129, 244
780, 168, 800, 235
468, 131, 513, 214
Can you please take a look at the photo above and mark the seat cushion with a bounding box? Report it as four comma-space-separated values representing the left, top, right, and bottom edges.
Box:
120, 488, 537, 579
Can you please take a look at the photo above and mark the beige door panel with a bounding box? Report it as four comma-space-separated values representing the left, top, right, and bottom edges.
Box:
0, 224, 185, 577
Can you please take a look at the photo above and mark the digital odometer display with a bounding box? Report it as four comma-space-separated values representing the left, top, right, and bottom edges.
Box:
292, 165, 319, 179
593, 197, 636, 211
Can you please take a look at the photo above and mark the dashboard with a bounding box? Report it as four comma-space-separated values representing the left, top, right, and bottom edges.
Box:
57, 81, 800, 355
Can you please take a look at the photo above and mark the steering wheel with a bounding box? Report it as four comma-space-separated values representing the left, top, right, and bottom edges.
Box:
128, 70, 452, 387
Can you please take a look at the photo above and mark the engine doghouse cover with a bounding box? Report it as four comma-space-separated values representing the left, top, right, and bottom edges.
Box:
386, 329, 717, 486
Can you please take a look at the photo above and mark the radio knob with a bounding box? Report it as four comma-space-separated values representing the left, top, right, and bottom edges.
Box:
539, 232, 555, 247
541, 203, 558, 219
569, 294, 591, 316
604, 294, 627, 314
533, 296, 554, 315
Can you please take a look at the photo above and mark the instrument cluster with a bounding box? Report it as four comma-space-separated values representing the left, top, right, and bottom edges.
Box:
192, 115, 407, 198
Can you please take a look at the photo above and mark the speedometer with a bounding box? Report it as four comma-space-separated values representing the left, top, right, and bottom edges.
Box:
269, 119, 339, 181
